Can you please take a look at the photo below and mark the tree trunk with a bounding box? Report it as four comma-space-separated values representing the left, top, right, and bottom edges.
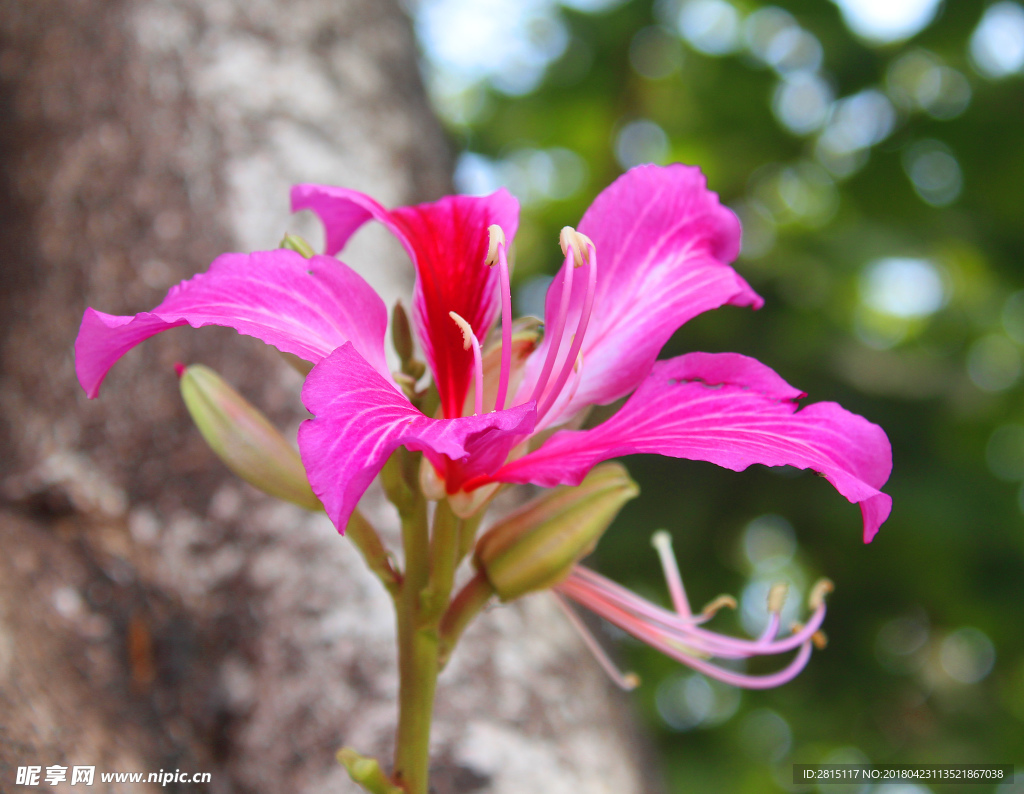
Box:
0, 2, 652, 792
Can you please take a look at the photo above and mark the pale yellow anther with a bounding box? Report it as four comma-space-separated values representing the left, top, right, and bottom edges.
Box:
559, 226, 594, 268
573, 350, 584, 374
700, 594, 738, 617
449, 311, 474, 351
622, 672, 641, 691
651, 530, 673, 553
808, 578, 834, 610
767, 582, 789, 613
486, 224, 506, 267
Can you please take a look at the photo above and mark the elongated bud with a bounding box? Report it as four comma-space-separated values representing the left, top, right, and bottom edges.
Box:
280, 232, 315, 258
393, 301, 417, 372
475, 462, 639, 601
179, 364, 320, 511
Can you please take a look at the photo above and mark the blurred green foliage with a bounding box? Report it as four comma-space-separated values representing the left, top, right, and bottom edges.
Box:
428, 0, 1024, 790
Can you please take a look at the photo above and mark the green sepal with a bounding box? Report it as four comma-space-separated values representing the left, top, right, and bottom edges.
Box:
179, 364, 320, 511
337, 748, 403, 794
474, 462, 639, 601
280, 232, 315, 258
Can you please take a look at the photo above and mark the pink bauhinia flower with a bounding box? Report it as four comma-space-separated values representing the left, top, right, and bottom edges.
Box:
75, 164, 892, 542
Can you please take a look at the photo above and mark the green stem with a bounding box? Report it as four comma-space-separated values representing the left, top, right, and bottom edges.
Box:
393, 596, 439, 794
421, 500, 461, 621
375, 449, 494, 793
438, 570, 495, 669
391, 450, 436, 794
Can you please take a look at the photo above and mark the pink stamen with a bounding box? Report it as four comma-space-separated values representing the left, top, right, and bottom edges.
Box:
537, 243, 597, 421
528, 248, 575, 406
493, 242, 513, 412
449, 311, 484, 416
553, 594, 640, 691
554, 558, 832, 691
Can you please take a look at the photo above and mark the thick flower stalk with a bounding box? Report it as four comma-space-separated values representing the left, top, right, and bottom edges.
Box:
75, 163, 892, 794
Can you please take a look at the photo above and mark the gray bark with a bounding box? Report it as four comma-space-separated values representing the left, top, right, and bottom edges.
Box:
0, 1, 651, 792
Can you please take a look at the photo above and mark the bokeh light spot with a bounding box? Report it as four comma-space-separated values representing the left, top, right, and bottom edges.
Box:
614, 119, 670, 169
985, 425, 1024, 481
830, 0, 942, 45
742, 514, 796, 573
676, 0, 741, 55
968, 334, 1021, 392
860, 257, 946, 319
940, 627, 996, 684
970, 2, 1024, 78
902, 140, 963, 207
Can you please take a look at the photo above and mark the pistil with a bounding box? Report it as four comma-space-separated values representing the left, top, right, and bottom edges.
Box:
449, 311, 484, 417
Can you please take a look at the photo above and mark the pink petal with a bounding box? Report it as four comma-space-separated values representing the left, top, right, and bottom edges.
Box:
75, 250, 390, 399
74, 249, 387, 401
299, 343, 535, 532
516, 163, 762, 426
497, 352, 893, 542
292, 184, 519, 419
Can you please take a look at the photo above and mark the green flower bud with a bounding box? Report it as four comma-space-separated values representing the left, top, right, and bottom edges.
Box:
179, 364, 320, 511
474, 462, 639, 601
391, 301, 425, 380
280, 232, 315, 258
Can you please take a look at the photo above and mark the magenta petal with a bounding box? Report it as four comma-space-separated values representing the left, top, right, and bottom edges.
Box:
75, 250, 390, 399
299, 344, 536, 532
517, 164, 763, 425
291, 184, 396, 259
498, 352, 893, 542
293, 184, 520, 419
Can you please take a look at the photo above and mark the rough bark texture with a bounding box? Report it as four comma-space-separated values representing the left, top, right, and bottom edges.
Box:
0, 2, 652, 792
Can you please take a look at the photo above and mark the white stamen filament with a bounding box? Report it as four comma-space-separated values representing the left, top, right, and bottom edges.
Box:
449, 311, 484, 416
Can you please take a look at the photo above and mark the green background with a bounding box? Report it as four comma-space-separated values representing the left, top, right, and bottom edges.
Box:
419, 0, 1024, 790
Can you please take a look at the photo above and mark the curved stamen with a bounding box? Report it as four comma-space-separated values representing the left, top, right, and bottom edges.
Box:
558, 567, 828, 658
449, 311, 484, 416
537, 241, 597, 420
489, 232, 513, 412
528, 248, 576, 406
553, 593, 640, 691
